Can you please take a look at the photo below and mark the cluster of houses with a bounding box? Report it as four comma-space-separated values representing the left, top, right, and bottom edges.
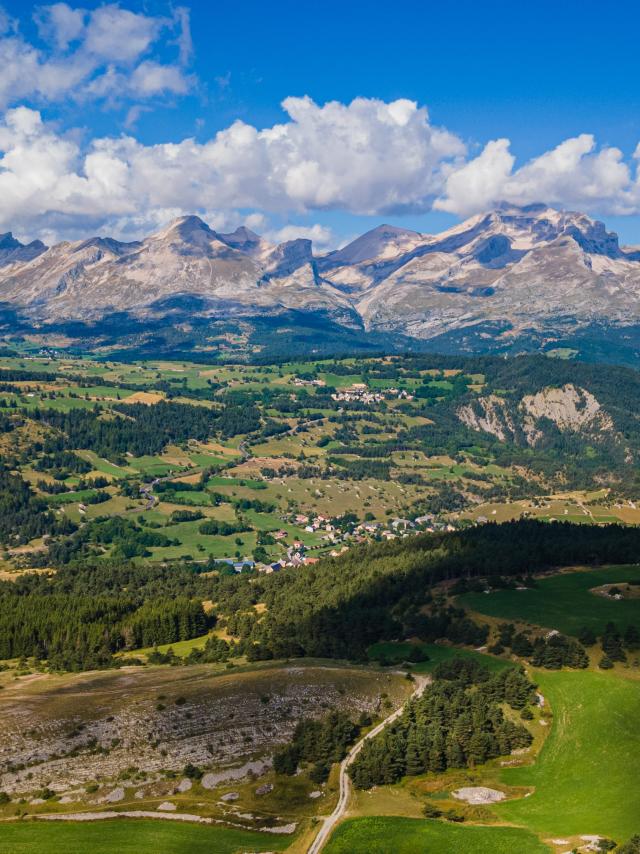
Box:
293, 512, 334, 533
222, 511, 457, 577
330, 382, 415, 405
347, 516, 455, 542
289, 510, 455, 547
257, 536, 320, 574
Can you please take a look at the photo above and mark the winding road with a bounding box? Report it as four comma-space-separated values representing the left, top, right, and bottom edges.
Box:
307, 673, 430, 854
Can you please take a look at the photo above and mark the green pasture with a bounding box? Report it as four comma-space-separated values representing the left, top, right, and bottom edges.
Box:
498, 669, 640, 840
324, 817, 548, 854
0, 819, 291, 854
458, 565, 640, 635
119, 631, 213, 659
128, 457, 185, 477
75, 451, 136, 477
206, 476, 266, 490
367, 641, 509, 674
186, 453, 228, 468
147, 519, 257, 560
46, 489, 101, 505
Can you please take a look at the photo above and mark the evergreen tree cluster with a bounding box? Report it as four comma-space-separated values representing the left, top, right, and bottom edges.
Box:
186, 636, 231, 663
229, 520, 640, 660
121, 597, 209, 648
529, 633, 589, 669
599, 621, 640, 667
0, 564, 211, 670
350, 661, 534, 789
273, 710, 359, 782
0, 468, 73, 545
32, 400, 225, 462
491, 624, 589, 669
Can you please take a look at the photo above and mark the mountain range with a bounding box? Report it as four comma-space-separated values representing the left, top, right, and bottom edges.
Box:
2, 204, 640, 359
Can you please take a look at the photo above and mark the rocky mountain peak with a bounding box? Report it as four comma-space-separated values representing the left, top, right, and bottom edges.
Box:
0, 232, 22, 250
0, 204, 638, 350
217, 226, 262, 249
480, 204, 621, 257
262, 238, 316, 281
154, 215, 215, 244
0, 232, 47, 267
320, 223, 422, 269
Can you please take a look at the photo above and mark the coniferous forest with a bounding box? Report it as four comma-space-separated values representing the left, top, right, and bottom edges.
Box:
1, 519, 638, 670
350, 660, 535, 788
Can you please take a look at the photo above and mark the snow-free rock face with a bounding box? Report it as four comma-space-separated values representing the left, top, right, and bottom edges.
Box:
337, 205, 640, 338
1, 205, 640, 341
0, 216, 351, 322
0, 232, 47, 268
457, 384, 614, 447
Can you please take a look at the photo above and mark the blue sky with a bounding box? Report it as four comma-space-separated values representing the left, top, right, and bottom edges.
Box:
2, 0, 640, 246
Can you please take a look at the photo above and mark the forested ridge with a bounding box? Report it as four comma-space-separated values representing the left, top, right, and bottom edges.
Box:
0, 468, 76, 545
0, 562, 211, 670
2, 519, 639, 671
234, 520, 640, 660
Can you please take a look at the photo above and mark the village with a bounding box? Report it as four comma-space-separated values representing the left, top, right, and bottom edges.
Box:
329, 382, 415, 405
253, 510, 455, 574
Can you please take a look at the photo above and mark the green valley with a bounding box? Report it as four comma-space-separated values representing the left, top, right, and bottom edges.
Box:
0, 350, 639, 854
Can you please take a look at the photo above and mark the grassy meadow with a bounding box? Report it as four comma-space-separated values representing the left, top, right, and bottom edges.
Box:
458, 565, 640, 635
324, 817, 549, 854
0, 820, 291, 854
497, 668, 640, 840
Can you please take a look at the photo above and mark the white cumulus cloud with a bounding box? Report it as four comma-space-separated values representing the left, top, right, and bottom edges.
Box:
437, 135, 634, 216
0, 97, 468, 238
3, 96, 640, 243
0, 2, 194, 108
266, 224, 334, 248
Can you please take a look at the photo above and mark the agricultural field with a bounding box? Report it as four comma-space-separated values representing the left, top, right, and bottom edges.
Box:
497, 669, 640, 840
3, 351, 640, 578
324, 817, 549, 854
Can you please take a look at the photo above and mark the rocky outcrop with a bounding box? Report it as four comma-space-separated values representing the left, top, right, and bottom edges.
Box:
458, 395, 519, 443
458, 384, 613, 447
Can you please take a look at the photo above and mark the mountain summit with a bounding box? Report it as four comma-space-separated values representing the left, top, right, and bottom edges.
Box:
1, 206, 639, 350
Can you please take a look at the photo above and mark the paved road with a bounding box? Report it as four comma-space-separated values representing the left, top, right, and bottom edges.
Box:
307, 674, 429, 854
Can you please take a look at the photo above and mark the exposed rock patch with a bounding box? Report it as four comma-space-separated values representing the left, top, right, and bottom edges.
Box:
458, 384, 614, 448
452, 786, 506, 804
101, 787, 125, 803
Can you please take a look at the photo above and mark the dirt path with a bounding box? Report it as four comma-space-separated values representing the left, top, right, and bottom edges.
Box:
307, 673, 429, 854
575, 499, 595, 522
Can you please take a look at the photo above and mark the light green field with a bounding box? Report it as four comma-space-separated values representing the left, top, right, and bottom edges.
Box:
324, 817, 548, 854
497, 669, 640, 839
206, 476, 266, 490
186, 453, 228, 468
168, 490, 212, 505
145, 517, 257, 560
0, 820, 290, 854
75, 450, 136, 477
128, 456, 185, 477
46, 488, 101, 505
118, 631, 213, 659
458, 565, 640, 635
